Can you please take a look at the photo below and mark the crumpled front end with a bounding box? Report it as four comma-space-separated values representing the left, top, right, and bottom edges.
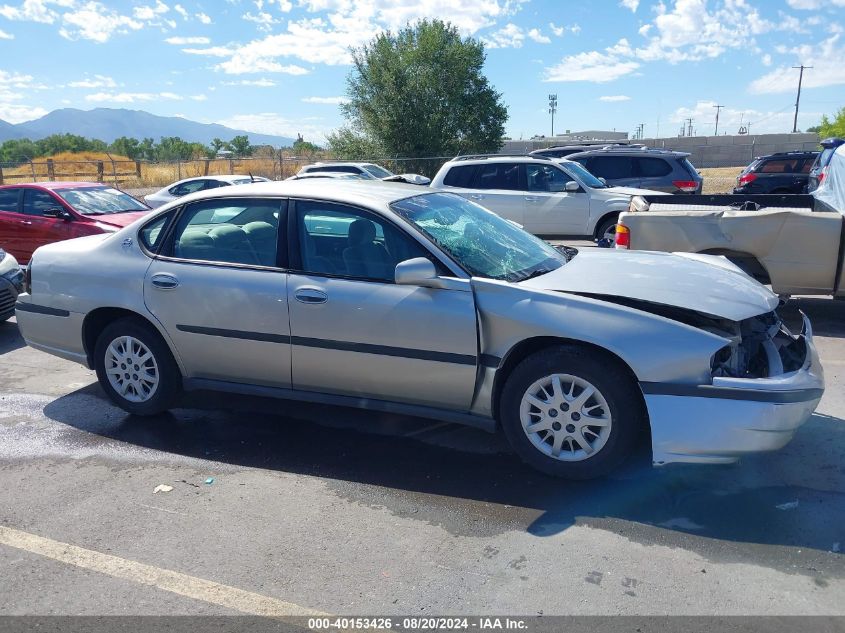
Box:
644, 311, 824, 465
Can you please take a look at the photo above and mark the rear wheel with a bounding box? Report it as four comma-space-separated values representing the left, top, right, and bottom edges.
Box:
595, 215, 619, 247
500, 346, 645, 478
94, 317, 181, 415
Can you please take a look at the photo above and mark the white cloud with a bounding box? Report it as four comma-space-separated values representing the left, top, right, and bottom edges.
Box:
85, 91, 184, 103
243, 10, 279, 30
0, 68, 48, 122
132, 0, 169, 21
190, 94, 207, 101
545, 39, 640, 83
749, 34, 845, 93
173, 3, 187, 18
182, 45, 236, 57
599, 95, 631, 101
0, 0, 69, 24
196, 11, 211, 24
59, 2, 144, 43
164, 35, 210, 44
786, 0, 845, 8
67, 74, 117, 88
762, 53, 772, 66
484, 23, 524, 49
213, 0, 522, 73
619, 0, 639, 11
302, 95, 349, 104
222, 78, 277, 86
548, 21, 564, 36
0, 28, 13, 38
218, 112, 331, 142
527, 28, 550, 44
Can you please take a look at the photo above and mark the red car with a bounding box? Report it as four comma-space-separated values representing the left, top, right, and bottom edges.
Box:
0, 182, 151, 263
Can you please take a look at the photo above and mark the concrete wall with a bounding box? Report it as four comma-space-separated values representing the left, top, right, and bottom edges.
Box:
640, 133, 821, 168
502, 133, 822, 168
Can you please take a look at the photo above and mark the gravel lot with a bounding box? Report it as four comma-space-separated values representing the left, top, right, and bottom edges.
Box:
1, 281, 843, 617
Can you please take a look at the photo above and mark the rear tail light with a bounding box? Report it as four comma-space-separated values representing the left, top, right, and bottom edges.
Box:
738, 173, 757, 186
615, 224, 630, 249
672, 180, 699, 193
818, 166, 828, 185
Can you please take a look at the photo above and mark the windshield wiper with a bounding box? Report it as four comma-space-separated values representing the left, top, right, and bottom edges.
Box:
519, 268, 554, 282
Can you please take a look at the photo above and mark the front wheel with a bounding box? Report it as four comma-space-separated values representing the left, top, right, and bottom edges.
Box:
499, 346, 646, 479
94, 317, 181, 415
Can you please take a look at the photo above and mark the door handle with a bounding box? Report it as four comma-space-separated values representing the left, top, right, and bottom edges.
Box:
469, 194, 484, 200
294, 288, 328, 304
151, 273, 179, 289
19, 220, 32, 225
524, 196, 538, 202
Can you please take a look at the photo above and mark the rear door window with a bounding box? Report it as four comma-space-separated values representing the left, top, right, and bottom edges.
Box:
760, 159, 799, 173
636, 157, 672, 177
585, 156, 635, 179
470, 163, 523, 190
0, 188, 21, 213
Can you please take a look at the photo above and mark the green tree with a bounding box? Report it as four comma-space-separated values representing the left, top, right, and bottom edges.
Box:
109, 136, 142, 159
292, 133, 321, 155
0, 138, 38, 163
331, 19, 507, 174
228, 135, 253, 157
208, 137, 230, 158
818, 107, 845, 138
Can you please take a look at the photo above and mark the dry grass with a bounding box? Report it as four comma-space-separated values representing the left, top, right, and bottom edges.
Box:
700, 166, 742, 194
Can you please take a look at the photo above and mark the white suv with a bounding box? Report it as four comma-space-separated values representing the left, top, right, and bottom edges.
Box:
430, 154, 662, 240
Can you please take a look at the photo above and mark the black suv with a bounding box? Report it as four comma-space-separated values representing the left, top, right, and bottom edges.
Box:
566, 147, 703, 194
808, 138, 844, 192
734, 151, 818, 195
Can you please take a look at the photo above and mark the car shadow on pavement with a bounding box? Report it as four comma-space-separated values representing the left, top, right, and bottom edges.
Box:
782, 297, 845, 337
0, 318, 25, 355
42, 384, 845, 569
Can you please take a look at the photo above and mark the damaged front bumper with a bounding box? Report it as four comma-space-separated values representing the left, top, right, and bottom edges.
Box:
643, 313, 824, 465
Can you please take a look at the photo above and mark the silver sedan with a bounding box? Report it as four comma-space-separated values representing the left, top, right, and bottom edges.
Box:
14, 180, 824, 478
144, 174, 270, 208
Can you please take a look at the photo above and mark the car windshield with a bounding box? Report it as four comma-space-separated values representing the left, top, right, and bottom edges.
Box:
55, 187, 148, 215
391, 192, 567, 282
559, 160, 607, 188
362, 164, 393, 178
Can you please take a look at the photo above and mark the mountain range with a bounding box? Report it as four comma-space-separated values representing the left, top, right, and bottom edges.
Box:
0, 108, 296, 147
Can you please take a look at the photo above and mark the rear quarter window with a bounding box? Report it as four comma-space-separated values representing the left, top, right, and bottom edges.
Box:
636, 157, 672, 177
0, 188, 20, 212
586, 156, 635, 179
443, 165, 478, 188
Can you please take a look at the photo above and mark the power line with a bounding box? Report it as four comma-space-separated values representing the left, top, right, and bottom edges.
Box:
792, 65, 812, 133
713, 104, 724, 136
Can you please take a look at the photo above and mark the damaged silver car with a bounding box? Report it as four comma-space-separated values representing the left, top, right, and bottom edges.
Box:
14, 181, 824, 478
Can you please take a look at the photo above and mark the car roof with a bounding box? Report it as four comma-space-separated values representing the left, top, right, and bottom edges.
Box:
446, 154, 553, 165
168, 178, 427, 209
302, 162, 376, 168
0, 181, 115, 190
565, 147, 690, 159
757, 151, 818, 159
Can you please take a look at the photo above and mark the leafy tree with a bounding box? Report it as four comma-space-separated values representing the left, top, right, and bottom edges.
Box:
817, 107, 845, 138
0, 138, 38, 163
109, 136, 142, 159
333, 19, 507, 174
292, 133, 321, 155
35, 133, 106, 155
208, 137, 230, 158
228, 135, 253, 157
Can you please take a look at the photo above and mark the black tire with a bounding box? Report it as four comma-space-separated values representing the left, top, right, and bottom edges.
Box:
595, 215, 619, 243
499, 345, 646, 479
94, 317, 182, 416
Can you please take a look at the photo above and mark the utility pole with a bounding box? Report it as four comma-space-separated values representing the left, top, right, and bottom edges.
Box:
792, 65, 812, 133
548, 94, 558, 137
639, 123, 645, 140
685, 118, 694, 137
713, 104, 724, 136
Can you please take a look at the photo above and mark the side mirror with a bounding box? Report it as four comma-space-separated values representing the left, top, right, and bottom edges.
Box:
395, 257, 438, 286
395, 257, 469, 291
564, 181, 580, 193
43, 207, 72, 221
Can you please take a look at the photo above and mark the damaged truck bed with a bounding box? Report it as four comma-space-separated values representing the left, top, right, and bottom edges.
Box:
616, 193, 845, 297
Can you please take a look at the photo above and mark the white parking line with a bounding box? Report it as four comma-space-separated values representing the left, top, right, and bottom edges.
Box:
0, 525, 325, 617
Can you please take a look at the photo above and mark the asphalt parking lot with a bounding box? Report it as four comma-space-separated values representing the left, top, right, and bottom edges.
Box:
1, 267, 844, 616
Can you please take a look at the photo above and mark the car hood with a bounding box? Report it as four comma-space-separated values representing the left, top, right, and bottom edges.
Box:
92, 210, 151, 228
519, 249, 779, 321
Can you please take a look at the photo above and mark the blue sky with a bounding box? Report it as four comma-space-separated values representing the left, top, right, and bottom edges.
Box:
1, 0, 844, 143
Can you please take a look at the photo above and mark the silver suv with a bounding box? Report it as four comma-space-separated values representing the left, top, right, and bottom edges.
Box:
430, 154, 662, 240
566, 147, 703, 194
